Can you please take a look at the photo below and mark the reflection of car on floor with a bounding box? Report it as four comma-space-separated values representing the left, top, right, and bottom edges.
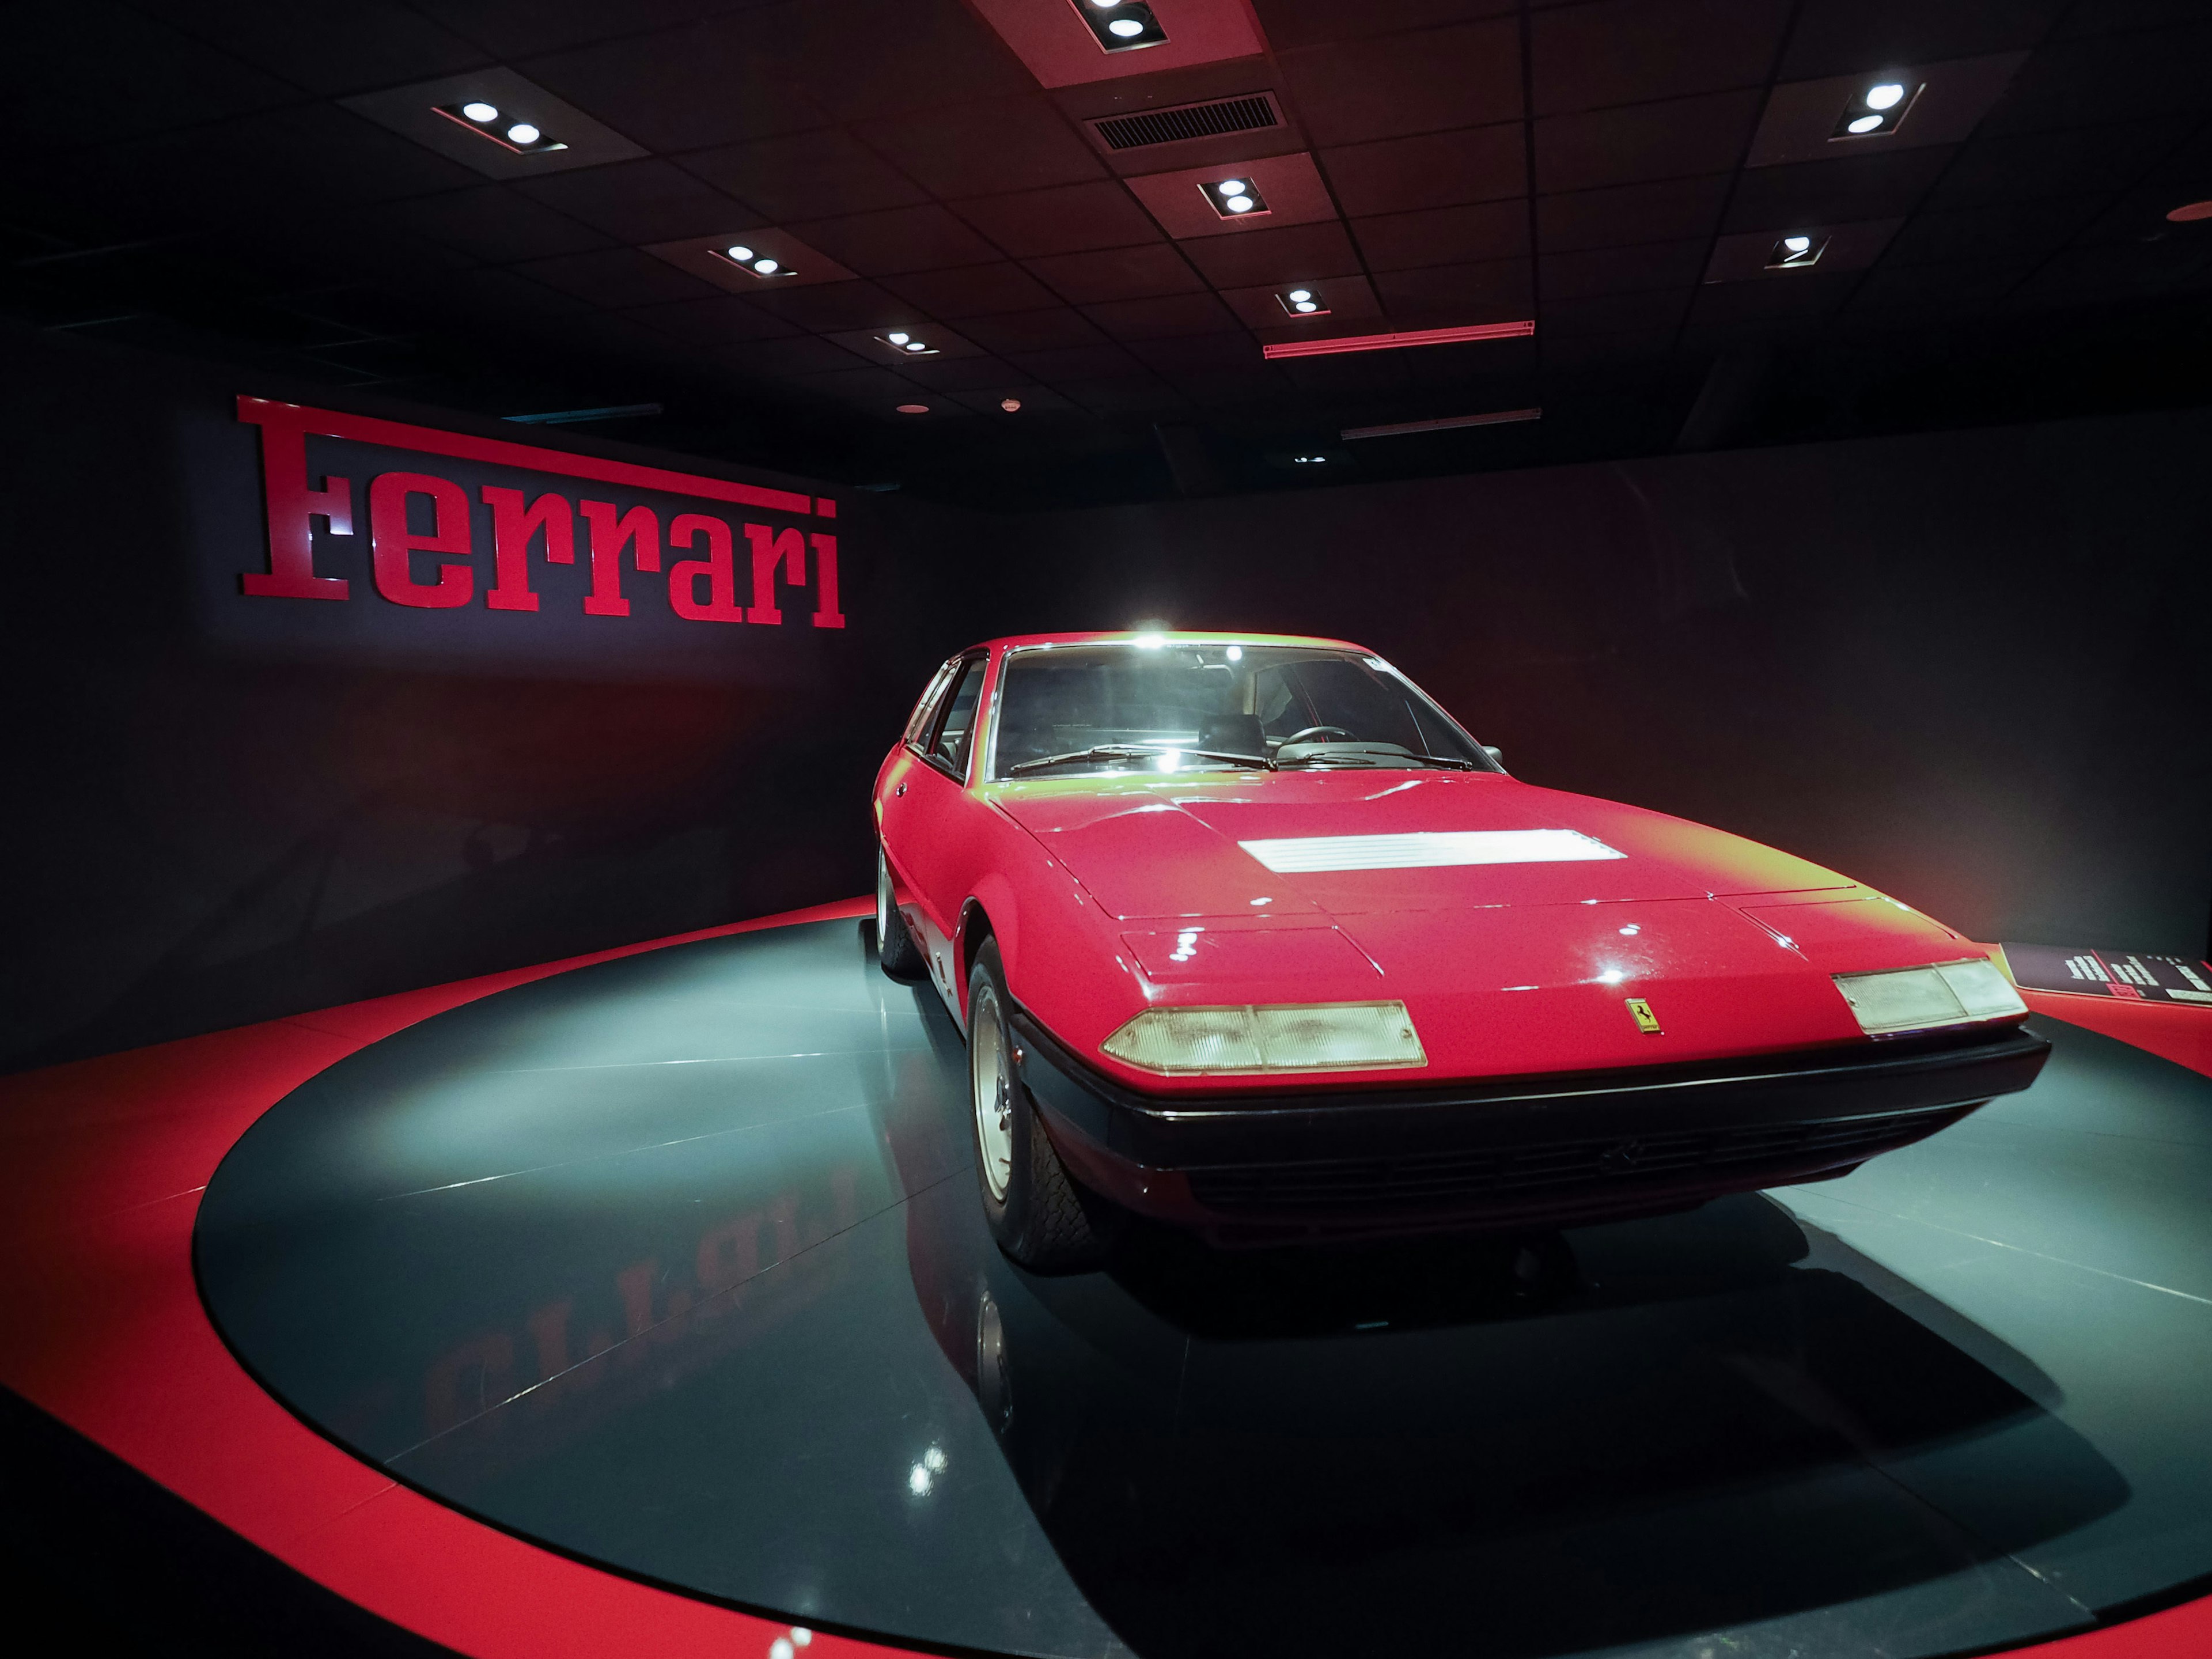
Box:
874, 631, 2049, 1269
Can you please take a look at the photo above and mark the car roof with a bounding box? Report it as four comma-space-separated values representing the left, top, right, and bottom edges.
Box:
957, 630, 1372, 656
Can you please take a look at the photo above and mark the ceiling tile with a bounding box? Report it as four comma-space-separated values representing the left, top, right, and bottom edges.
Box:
1744, 54, 2028, 168
1932, 119, 2199, 209
743, 278, 910, 331
1252, 0, 1519, 51
1003, 342, 1147, 380
1354, 200, 1529, 271
1540, 238, 1710, 299
1702, 218, 1902, 281
135, 0, 493, 96
898, 354, 1025, 392
1218, 276, 1384, 331
1081, 292, 1241, 341
1532, 0, 1790, 116
1124, 153, 1338, 239
959, 309, 1111, 354
1179, 222, 1362, 287
1723, 147, 1956, 233
1778, 0, 2064, 81
857, 97, 1106, 197
1372, 257, 1533, 320
409, 0, 748, 58
952, 183, 1165, 258
715, 333, 872, 378
1027, 245, 1207, 305
1123, 331, 1268, 373
1535, 92, 1765, 193
518, 160, 759, 243
1687, 270, 1857, 327
386, 185, 616, 262
881, 263, 1062, 319
789, 363, 931, 406
1320, 126, 1528, 216
1541, 287, 1692, 335
1984, 22, 2212, 133
3, 1, 298, 151
680, 129, 930, 224
1537, 173, 1733, 251
627, 293, 804, 344
777, 0, 1036, 121
1059, 376, 1187, 415
1279, 20, 1524, 146
509, 248, 722, 308
522, 13, 831, 151
786, 205, 1003, 276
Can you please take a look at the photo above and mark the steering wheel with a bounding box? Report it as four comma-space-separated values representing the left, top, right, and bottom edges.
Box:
1282, 725, 1351, 745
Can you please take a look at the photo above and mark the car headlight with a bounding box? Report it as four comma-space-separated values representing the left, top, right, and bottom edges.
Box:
1101, 1001, 1426, 1075
1834, 957, 2027, 1036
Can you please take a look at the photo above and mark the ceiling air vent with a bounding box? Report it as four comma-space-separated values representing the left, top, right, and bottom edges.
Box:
1088, 92, 1282, 153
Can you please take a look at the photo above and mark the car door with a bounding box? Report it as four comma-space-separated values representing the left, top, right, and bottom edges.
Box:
888, 651, 990, 1013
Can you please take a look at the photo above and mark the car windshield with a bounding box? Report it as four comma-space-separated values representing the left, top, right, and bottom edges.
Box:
990, 642, 1495, 779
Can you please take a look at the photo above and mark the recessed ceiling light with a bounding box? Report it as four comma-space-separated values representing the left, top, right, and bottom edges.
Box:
1000, 397, 1022, 411
709, 243, 793, 279
432, 103, 568, 154
1766, 233, 1827, 269
1074, 0, 1165, 52
874, 332, 938, 356
2168, 200, 2212, 222
887, 331, 910, 344
1830, 77, 1919, 141
1295, 300, 1318, 311
1275, 286, 1330, 317
1287, 289, 1312, 302
1203, 177, 1270, 219
904, 340, 926, 351
896, 403, 930, 414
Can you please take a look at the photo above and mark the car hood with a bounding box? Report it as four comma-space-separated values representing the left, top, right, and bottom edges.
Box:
993, 771, 1852, 918
994, 771, 1973, 1076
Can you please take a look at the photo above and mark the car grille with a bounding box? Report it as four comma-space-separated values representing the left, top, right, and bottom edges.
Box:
1186, 1104, 1969, 1215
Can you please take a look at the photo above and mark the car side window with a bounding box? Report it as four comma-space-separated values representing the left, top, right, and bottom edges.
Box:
904, 660, 959, 748
925, 656, 988, 778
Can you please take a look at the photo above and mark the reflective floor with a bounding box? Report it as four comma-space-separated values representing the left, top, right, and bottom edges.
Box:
195, 919, 2212, 1659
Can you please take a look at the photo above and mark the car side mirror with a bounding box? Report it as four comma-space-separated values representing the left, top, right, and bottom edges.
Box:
1483, 745, 1505, 769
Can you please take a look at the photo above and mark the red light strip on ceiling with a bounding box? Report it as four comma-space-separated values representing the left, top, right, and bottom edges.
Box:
1261, 320, 1535, 359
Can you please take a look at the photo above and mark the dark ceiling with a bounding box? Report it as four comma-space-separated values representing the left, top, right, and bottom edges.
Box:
5, 0, 2210, 506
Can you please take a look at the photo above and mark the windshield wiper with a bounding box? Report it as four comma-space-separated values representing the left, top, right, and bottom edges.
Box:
1277, 747, 1478, 770
1008, 744, 1275, 775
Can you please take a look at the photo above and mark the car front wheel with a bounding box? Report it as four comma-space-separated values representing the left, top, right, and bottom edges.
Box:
967, 940, 1113, 1272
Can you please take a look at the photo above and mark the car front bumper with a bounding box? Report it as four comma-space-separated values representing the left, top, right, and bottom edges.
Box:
1006, 1006, 2051, 1241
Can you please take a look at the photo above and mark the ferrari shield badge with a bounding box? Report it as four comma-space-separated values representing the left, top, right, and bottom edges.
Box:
1626, 997, 1662, 1035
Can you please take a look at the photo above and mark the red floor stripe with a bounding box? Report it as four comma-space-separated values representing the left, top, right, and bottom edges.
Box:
0, 902, 2203, 1658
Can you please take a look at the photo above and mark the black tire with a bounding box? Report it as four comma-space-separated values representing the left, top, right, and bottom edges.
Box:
875, 844, 926, 980
967, 940, 1113, 1272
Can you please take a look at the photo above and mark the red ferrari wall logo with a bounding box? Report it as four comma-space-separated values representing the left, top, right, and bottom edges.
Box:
235, 396, 844, 628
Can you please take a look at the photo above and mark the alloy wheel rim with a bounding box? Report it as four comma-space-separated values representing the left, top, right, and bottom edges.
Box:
876, 850, 893, 949
972, 989, 1013, 1201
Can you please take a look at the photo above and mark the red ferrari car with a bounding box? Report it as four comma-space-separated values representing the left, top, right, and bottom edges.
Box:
874, 631, 2047, 1269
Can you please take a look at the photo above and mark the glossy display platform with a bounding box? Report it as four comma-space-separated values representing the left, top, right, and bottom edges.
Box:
190, 916, 2212, 1659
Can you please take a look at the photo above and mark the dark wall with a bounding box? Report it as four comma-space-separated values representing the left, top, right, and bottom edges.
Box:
2, 319, 2203, 1074
0, 323, 998, 1073
988, 415, 2212, 958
